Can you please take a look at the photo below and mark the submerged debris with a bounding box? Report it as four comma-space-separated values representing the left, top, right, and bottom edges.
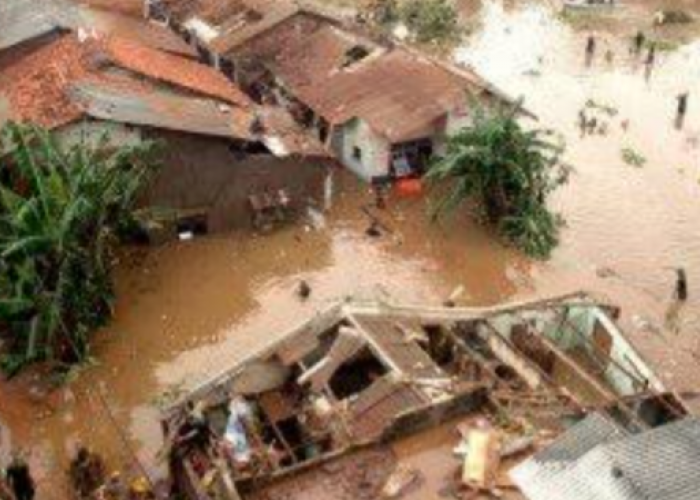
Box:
621, 147, 647, 167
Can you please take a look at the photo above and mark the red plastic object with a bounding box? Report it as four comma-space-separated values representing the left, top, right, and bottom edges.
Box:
395, 178, 423, 196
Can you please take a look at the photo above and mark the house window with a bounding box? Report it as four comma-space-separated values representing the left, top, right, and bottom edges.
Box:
352, 146, 363, 163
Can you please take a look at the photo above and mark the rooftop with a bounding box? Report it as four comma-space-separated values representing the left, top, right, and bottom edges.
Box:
270, 23, 496, 142
0, 33, 253, 136
0, 0, 198, 59
0, 0, 76, 52
512, 414, 700, 500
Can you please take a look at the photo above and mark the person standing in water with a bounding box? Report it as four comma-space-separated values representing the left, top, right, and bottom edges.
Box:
676, 92, 689, 128
5, 453, 35, 500
676, 268, 689, 302
633, 31, 645, 56
646, 43, 657, 66
585, 35, 596, 66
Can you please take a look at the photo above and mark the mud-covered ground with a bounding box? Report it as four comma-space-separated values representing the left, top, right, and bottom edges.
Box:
2, 0, 700, 498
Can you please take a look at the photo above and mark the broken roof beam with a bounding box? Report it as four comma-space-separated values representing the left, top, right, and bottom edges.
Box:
163, 303, 345, 415
343, 292, 601, 325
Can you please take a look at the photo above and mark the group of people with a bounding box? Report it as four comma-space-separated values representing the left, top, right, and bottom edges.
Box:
584, 32, 691, 126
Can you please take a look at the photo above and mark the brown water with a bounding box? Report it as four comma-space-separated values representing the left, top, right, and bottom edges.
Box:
2, 1, 700, 497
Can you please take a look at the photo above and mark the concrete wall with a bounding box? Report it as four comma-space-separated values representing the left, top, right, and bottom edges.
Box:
145, 130, 330, 232
331, 119, 391, 181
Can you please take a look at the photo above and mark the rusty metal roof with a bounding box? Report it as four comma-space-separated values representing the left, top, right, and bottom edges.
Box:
270, 24, 485, 143
349, 375, 428, 442
71, 82, 253, 139
0, 33, 254, 136
260, 106, 330, 158
351, 315, 445, 380
208, 1, 300, 54
79, 7, 198, 57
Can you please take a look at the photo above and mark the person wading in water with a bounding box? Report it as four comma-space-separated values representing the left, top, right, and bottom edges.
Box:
5, 453, 35, 500
585, 35, 596, 66
676, 92, 689, 129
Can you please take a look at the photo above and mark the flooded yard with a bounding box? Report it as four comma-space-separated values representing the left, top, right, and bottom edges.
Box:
1, 0, 699, 497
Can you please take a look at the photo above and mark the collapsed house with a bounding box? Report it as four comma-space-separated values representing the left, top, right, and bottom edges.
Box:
0, 28, 330, 235
161, 293, 687, 500
146, 0, 516, 182
512, 412, 700, 500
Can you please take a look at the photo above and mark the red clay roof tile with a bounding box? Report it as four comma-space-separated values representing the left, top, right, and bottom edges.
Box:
103, 36, 251, 107
0, 33, 252, 130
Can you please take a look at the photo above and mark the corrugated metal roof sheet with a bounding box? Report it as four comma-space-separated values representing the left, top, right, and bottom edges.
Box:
349, 375, 428, 442
70, 83, 253, 139
270, 25, 483, 143
512, 415, 700, 500
0, 0, 76, 51
79, 7, 198, 57
0, 0, 196, 57
209, 1, 299, 53
351, 315, 445, 380
0, 34, 253, 130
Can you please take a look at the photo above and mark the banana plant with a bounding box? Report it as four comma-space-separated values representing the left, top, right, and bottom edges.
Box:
0, 123, 158, 375
427, 104, 570, 259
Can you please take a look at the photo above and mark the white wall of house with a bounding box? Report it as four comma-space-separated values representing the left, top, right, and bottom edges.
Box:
331, 118, 391, 181
433, 105, 474, 156
56, 120, 144, 149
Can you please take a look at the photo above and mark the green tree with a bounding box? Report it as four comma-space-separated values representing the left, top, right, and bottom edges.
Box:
0, 123, 158, 375
400, 0, 459, 44
427, 105, 570, 259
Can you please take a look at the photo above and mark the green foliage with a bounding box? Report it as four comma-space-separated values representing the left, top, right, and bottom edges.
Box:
621, 147, 646, 167
0, 123, 159, 375
399, 0, 460, 44
427, 105, 570, 259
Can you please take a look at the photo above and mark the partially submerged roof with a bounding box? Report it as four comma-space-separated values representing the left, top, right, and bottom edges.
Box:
512, 414, 700, 500
0, 34, 253, 137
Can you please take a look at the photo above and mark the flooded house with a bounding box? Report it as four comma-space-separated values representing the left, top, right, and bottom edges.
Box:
146, 0, 516, 182
0, 28, 330, 236
161, 293, 686, 500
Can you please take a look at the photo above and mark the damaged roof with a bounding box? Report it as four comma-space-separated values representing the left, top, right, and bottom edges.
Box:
512, 414, 700, 500
208, 1, 300, 54
103, 36, 250, 107
259, 106, 330, 158
0, 33, 253, 137
270, 24, 497, 143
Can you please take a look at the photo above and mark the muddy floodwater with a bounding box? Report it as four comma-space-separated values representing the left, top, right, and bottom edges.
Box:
2, 0, 700, 497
